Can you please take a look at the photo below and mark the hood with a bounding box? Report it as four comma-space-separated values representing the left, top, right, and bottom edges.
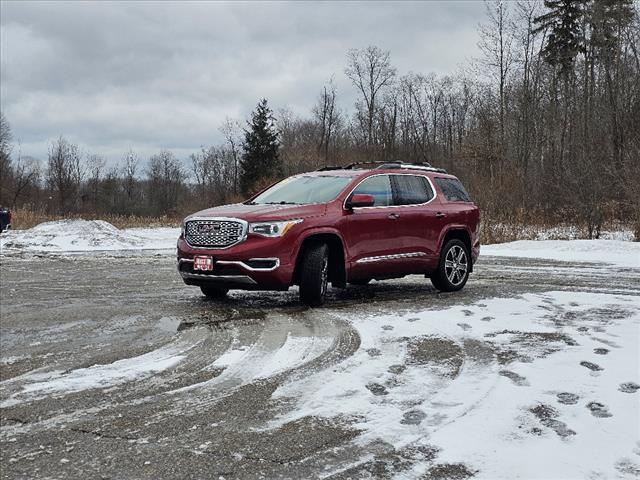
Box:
186, 202, 327, 223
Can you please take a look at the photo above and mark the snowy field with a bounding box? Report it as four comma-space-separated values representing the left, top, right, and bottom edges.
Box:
484, 239, 640, 268
1, 220, 639, 478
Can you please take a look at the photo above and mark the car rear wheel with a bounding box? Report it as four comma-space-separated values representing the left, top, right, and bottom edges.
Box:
431, 239, 470, 292
299, 243, 329, 307
200, 285, 229, 299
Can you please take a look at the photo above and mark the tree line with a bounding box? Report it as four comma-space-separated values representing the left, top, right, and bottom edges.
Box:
1, 0, 638, 237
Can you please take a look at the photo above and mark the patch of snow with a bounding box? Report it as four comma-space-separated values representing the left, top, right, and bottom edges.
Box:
2, 345, 186, 407
0, 355, 29, 365
0, 219, 179, 254
212, 346, 250, 368
256, 333, 334, 379
483, 239, 640, 267
266, 291, 640, 480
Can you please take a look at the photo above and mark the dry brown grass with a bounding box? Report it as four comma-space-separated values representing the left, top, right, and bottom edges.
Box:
9, 208, 635, 243
481, 209, 635, 244
10, 208, 182, 230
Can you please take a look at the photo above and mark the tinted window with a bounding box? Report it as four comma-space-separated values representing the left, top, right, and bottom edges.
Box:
391, 175, 434, 205
351, 175, 392, 207
251, 175, 352, 205
435, 177, 471, 202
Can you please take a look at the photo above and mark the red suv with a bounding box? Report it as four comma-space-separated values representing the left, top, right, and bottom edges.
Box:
177, 162, 480, 306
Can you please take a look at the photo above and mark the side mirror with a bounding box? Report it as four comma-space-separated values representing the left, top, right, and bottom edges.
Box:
346, 193, 375, 209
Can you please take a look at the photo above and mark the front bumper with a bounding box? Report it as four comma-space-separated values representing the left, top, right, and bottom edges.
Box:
176, 236, 296, 290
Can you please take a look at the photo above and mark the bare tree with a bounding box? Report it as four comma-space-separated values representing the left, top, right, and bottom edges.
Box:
147, 150, 185, 215
121, 149, 139, 210
46, 136, 83, 213
10, 142, 40, 207
313, 77, 341, 165
278, 108, 321, 174
219, 117, 242, 195
345, 46, 397, 148
478, 0, 517, 163
0, 112, 13, 204
85, 153, 106, 211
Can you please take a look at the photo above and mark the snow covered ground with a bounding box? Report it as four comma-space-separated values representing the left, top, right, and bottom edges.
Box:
0, 219, 179, 254
266, 291, 640, 479
484, 239, 640, 268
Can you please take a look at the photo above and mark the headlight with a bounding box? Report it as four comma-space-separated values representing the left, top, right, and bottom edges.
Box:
180, 219, 186, 237
249, 219, 303, 237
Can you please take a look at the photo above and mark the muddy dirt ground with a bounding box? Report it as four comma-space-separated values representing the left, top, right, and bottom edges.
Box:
1, 254, 638, 479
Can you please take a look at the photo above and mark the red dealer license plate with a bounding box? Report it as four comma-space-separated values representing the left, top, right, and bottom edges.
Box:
193, 256, 214, 271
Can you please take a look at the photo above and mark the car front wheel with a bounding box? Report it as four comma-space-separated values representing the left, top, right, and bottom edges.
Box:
299, 243, 329, 307
431, 239, 470, 292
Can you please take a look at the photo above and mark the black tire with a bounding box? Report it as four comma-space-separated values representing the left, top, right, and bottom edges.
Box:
430, 239, 470, 292
200, 285, 229, 299
349, 279, 371, 286
299, 243, 329, 307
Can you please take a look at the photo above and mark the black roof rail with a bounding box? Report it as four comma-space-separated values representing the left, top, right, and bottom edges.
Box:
342, 161, 388, 169
315, 161, 447, 174
315, 161, 399, 171
375, 162, 447, 174
315, 165, 344, 171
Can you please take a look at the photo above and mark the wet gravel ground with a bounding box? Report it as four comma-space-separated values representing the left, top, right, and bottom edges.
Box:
1, 254, 639, 479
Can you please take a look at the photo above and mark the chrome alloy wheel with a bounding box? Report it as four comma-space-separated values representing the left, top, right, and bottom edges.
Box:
444, 245, 468, 286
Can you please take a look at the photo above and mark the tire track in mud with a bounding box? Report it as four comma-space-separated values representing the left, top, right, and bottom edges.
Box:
0, 308, 361, 440
157, 311, 361, 419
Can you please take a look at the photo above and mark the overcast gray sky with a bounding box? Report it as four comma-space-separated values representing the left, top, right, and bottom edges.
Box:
0, 0, 485, 165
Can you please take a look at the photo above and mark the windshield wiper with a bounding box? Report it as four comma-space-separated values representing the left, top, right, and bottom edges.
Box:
264, 201, 299, 205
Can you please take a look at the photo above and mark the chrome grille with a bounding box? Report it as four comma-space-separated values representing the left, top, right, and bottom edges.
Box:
185, 219, 246, 248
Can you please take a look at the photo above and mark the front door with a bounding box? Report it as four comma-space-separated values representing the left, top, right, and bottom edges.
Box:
345, 174, 415, 279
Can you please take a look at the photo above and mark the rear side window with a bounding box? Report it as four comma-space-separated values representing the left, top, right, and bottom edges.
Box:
391, 175, 434, 205
351, 175, 392, 206
435, 177, 471, 202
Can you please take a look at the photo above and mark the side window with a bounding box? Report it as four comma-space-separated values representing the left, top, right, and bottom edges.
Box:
391, 175, 434, 205
351, 175, 392, 207
435, 178, 471, 202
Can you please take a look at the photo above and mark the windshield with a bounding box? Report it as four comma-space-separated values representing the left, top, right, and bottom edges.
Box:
249, 175, 352, 205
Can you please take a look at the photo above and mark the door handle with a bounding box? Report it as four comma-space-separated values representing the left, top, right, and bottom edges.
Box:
436, 212, 446, 218
388, 213, 400, 220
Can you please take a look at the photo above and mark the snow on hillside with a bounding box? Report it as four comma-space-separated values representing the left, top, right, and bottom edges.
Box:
0, 220, 179, 254
483, 239, 640, 268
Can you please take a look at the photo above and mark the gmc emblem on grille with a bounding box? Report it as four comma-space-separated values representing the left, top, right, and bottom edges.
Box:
197, 223, 221, 233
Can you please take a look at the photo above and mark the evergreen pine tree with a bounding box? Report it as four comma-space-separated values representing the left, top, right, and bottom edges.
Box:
591, 0, 634, 55
534, 0, 587, 78
239, 99, 281, 196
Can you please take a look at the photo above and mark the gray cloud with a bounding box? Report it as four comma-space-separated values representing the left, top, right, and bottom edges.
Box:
0, 0, 484, 165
